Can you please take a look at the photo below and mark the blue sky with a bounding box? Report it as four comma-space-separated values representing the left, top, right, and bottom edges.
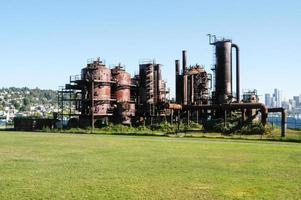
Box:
0, 0, 300, 99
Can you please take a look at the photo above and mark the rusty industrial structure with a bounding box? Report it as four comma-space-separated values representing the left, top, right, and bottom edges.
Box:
57, 58, 169, 129
54, 35, 287, 136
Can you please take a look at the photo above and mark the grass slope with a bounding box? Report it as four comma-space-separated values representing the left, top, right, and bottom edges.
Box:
0, 132, 300, 199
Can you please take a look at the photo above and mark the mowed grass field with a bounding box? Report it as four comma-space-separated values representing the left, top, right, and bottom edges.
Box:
0, 132, 301, 200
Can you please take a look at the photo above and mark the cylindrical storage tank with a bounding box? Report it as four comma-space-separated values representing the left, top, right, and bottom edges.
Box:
115, 70, 131, 86
94, 85, 111, 100
215, 41, 232, 104
92, 66, 111, 82
116, 89, 130, 102
92, 65, 111, 116
115, 70, 131, 102
94, 104, 111, 115
81, 68, 88, 80
112, 67, 133, 124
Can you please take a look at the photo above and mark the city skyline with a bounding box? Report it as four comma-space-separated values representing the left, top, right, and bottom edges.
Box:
0, 1, 300, 98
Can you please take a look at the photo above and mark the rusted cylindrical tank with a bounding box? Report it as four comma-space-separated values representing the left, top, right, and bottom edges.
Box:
115, 70, 131, 102
112, 66, 133, 124
115, 70, 131, 86
116, 89, 130, 102
94, 104, 110, 115
215, 41, 232, 104
81, 61, 112, 117
93, 65, 111, 116
92, 66, 111, 82
94, 85, 111, 100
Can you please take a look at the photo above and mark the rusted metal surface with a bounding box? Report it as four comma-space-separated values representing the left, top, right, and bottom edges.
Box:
111, 65, 133, 124
94, 85, 111, 100
91, 66, 111, 82
94, 104, 111, 115
115, 89, 130, 102
80, 59, 113, 120
115, 70, 131, 86
164, 103, 182, 110
114, 68, 131, 103
138, 61, 168, 118
184, 103, 268, 125
57, 37, 286, 133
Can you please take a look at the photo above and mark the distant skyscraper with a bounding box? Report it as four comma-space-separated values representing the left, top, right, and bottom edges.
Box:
273, 88, 282, 108
265, 93, 271, 107
271, 97, 276, 108
289, 99, 296, 108
293, 95, 301, 107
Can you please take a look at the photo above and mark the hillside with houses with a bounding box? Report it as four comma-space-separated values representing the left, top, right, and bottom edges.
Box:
0, 87, 57, 125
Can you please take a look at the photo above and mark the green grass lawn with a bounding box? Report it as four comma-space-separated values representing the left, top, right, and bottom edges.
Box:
0, 132, 300, 199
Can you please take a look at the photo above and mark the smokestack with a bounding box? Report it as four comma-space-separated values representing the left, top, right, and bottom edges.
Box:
175, 60, 181, 103
182, 50, 187, 75
175, 60, 180, 75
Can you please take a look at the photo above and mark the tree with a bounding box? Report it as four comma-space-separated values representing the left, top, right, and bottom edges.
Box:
23, 97, 30, 106
10, 100, 20, 110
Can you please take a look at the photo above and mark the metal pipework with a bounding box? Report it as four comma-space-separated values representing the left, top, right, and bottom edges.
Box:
184, 103, 268, 126
208, 36, 240, 104
154, 64, 161, 103
182, 50, 188, 105
183, 75, 188, 105
164, 103, 182, 110
175, 60, 181, 103
268, 107, 287, 137
207, 34, 217, 45
232, 44, 240, 102
175, 60, 180, 76
214, 41, 232, 104
182, 50, 187, 74
190, 75, 194, 104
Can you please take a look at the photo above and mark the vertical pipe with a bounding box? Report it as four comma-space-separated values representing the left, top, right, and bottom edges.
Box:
175, 60, 180, 76
182, 50, 188, 105
91, 81, 94, 132
191, 75, 194, 104
183, 75, 188, 105
182, 50, 187, 74
232, 44, 240, 102
281, 109, 287, 137
156, 64, 160, 103
175, 60, 180, 103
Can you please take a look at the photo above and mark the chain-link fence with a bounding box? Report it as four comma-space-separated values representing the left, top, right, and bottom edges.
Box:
268, 116, 301, 129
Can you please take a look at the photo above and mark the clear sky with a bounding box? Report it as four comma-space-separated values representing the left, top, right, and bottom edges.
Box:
0, 0, 300, 99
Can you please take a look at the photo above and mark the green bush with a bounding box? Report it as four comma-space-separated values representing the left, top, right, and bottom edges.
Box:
151, 121, 176, 133
240, 122, 273, 135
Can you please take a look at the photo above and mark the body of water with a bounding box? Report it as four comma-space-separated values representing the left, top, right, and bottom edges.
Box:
268, 117, 301, 129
